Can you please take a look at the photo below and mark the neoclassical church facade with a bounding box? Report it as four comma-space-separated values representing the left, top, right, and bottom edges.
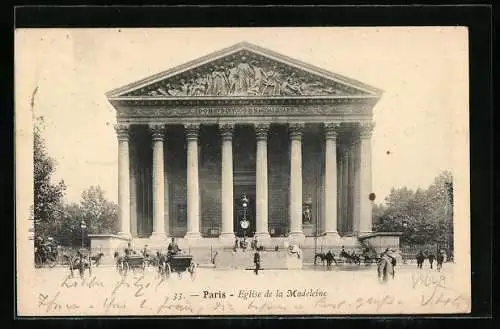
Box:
103, 42, 394, 249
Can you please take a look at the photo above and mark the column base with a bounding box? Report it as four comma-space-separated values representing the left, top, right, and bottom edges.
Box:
184, 232, 202, 240
321, 232, 343, 246
358, 231, 373, 238
254, 231, 270, 241
117, 232, 132, 240
218, 232, 236, 246
288, 232, 306, 245
150, 232, 167, 241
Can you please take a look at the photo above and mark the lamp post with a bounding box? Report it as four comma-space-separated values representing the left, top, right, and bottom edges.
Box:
80, 220, 87, 249
240, 194, 250, 248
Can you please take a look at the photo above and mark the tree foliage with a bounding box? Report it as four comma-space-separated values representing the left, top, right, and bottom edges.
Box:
373, 171, 454, 248
80, 185, 119, 235
33, 117, 66, 238
34, 117, 118, 246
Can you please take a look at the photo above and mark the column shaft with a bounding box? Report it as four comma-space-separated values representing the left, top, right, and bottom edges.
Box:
337, 145, 342, 233
341, 146, 349, 233
289, 123, 304, 239
359, 123, 375, 234
255, 124, 270, 238
115, 124, 131, 238
151, 124, 166, 238
352, 140, 361, 235
323, 123, 340, 237
219, 124, 234, 241
130, 134, 137, 237
185, 124, 201, 239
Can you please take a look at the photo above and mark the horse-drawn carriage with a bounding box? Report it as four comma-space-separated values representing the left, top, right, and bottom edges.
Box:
34, 238, 59, 268
69, 248, 92, 278
115, 252, 146, 276
158, 253, 196, 280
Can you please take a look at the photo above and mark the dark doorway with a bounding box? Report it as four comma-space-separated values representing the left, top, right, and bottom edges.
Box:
234, 185, 256, 238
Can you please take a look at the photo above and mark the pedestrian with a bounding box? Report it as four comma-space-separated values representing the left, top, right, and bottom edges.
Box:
416, 251, 425, 269
436, 251, 445, 271
428, 253, 435, 269
254, 250, 261, 275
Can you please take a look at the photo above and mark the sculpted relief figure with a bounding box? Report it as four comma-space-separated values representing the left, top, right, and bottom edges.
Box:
211, 66, 229, 95
145, 58, 344, 97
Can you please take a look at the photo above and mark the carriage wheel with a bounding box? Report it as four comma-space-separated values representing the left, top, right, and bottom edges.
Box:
118, 261, 124, 275
35, 253, 43, 268
48, 256, 57, 268
164, 263, 171, 279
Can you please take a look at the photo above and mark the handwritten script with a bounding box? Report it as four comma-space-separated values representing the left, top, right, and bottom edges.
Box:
30, 270, 470, 315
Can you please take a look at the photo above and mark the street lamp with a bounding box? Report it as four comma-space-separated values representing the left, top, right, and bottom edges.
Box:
240, 194, 250, 247
80, 220, 87, 249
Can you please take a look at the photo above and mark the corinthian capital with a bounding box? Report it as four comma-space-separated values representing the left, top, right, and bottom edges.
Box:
114, 124, 129, 141
255, 123, 270, 141
324, 122, 341, 140
219, 123, 234, 141
185, 123, 200, 141
289, 122, 305, 140
149, 124, 166, 141
359, 122, 375, 139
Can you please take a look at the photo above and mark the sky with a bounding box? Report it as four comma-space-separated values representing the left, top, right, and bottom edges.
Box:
15, 27, 469, 205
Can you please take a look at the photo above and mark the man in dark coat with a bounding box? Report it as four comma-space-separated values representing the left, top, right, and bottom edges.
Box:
254, 251, 261, 275
168, 238, 181, 256
428, 253, 435, 269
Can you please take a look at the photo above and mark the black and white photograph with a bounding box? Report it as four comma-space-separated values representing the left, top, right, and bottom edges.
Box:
15, 27, 470, 316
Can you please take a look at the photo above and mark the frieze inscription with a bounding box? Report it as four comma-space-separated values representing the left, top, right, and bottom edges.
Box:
117, 105, 372, 118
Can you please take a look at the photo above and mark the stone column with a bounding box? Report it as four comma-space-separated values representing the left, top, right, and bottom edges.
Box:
129, 132, 137, 237
219, 123, 235, 243
185, 124, 201, 240
288, 123, 305, 240
323, 122, 340, 240
115, 124, 131, 238
351, 139, 361, 235
337, 144, 342, 233
255, 123, 270, 239
150, 124, 167, 239
359, 122, 375, 235
341, 145, 349, 233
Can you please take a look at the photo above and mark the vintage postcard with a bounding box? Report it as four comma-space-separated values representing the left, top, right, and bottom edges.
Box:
15, 27, 471, 316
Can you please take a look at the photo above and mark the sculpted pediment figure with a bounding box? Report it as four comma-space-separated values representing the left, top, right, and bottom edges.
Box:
107, 42, 382, 99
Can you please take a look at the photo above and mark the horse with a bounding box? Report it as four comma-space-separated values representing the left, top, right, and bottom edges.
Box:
315, 253, 327, 265
377, 255, 395, 283
315, 252, 337, 266
90, 252, 104, 267
69, 255, 91, 278
156, 252, 171, 279
340, 250, 361, 265
114, 251, 126, 275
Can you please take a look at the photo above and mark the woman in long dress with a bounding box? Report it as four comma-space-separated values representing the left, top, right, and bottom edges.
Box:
211, 66, 229, 96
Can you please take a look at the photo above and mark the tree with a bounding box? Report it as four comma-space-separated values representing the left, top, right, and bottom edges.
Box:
33, 116, 66, 239
372, 171, 454, 250
80, 186, 119, 234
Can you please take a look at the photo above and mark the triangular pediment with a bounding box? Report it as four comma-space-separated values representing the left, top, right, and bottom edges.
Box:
107, 42, 382, 99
